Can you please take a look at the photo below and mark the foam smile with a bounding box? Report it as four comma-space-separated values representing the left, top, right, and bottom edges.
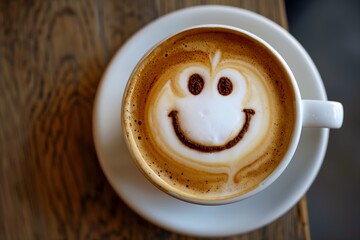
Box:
168, 109, 255, 153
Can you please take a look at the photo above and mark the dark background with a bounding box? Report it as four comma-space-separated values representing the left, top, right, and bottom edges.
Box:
286, 0, 360, 239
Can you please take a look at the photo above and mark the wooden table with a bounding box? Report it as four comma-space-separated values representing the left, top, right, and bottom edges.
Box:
0, 0, 310, 239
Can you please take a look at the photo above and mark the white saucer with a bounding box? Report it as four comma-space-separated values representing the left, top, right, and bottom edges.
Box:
93, 5, 329, 237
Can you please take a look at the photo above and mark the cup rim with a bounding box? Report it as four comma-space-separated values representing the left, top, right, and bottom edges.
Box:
122, 24, 303, 205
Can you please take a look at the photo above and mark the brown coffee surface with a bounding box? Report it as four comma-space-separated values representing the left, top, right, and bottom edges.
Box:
123, 27, 296, 201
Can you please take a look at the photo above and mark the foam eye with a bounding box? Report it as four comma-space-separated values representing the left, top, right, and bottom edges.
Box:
217, 77, 233, 96
188, 74, 204, 95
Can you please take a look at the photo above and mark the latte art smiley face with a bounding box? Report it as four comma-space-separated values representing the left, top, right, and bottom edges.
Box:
148, 50, 270, 167
162, 50, 256, 153
123, 28, 296, 201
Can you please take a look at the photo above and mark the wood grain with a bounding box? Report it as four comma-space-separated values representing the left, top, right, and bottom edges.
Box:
0, 0, 309, 239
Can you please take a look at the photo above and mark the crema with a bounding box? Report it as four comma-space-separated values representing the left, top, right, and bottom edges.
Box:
123, 27, 296, 201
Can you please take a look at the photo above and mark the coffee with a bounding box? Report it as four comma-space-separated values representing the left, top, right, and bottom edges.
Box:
122, 27, 296, 202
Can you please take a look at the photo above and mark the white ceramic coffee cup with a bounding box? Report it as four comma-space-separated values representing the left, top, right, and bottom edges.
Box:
123, 24, 344, 205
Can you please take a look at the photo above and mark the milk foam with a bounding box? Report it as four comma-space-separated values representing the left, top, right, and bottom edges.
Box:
149, 51, 270, 171
124, 28, 296, 200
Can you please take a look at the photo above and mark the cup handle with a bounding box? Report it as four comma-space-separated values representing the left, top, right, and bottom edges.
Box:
302, 100, 343, 128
